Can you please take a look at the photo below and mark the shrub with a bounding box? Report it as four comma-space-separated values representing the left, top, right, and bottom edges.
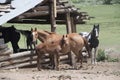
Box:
96, 49, 106, 62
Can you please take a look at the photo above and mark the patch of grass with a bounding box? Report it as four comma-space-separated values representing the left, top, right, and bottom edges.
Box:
106, 56, 119, 62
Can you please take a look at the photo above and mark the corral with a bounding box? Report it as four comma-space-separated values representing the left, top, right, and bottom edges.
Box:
0, 0, 89, 69
0, 0, 120, 80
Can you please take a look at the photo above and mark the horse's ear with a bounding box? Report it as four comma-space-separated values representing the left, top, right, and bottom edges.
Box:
34, 28, 37, 31
31, 28, 33, 31
94, 24, 95, 26
66, 34, 68, 37
62, 35, 64, 38
97, 24, 99, 27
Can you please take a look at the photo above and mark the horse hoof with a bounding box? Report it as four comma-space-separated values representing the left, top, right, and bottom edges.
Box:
55, 67, 60, 71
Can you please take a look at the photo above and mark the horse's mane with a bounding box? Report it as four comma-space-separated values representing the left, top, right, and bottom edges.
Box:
44, 30, 56, 34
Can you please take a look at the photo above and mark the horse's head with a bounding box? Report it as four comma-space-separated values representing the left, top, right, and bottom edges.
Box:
31, 28, 38, 42
92, 24, 99, 38
61, 34, 69, 47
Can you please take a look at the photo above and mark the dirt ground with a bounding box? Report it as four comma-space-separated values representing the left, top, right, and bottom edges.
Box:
0, 62, 120, 80
0, 48, 120, 80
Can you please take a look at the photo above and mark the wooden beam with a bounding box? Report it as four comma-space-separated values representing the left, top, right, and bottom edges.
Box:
33, 5, 74, 12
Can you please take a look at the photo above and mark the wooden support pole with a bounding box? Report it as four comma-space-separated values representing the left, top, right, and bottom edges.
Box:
66, 12, 72, 33
54, 0, 57, 18
65, 11, 73, 65
50, 0, 56, 32
71, 17, 76, 33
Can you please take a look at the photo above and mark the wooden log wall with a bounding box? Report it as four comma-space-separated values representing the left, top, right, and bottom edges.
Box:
0, 49, 70, 69
0, 39, 13, 68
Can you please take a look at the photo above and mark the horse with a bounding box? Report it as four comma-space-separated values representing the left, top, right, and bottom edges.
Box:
61, 33, 91, 68
79, 24, 99, 64
33, 28, 90, 70
35, 32, 62, 70
16, 29, 37, 50
0, 25, 20, 53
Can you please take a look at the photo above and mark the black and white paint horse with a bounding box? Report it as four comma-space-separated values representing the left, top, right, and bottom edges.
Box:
80, 24, 99, 64
16, 29, 37, 50
0, 25, 20, 53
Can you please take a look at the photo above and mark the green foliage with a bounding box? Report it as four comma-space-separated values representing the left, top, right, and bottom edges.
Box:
96, 49, 106, 62
71, 0, 120, 4
96, 49, 119, 62
102, 0, 112, 4
106, 57, 119, 62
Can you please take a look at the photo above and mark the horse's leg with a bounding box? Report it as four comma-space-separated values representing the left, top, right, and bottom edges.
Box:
70, 51, 76, 68
90, 48, 94, 64
54, 53, 59, 70
79, 50, 83, 68
27, 40, 29, 50
68, 52, 73, 66
33, 43, 36, 50
30, 44, 33, 50
27, 45, 29, 50
27, 39, 33, 50
94, 47, 98, 64
37, 51, 42, 71
74, 51, 81, 69
11, 42, 20, 53
49, 54, 55, 69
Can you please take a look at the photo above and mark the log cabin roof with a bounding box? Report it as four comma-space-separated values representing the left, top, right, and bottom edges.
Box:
0, 0, 89, 25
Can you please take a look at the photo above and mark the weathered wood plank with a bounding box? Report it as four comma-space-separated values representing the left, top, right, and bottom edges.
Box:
0, 56, 37, 67
0, 48, 12, 56
0, 51, 35, 62
1, 54, 69, 69
0, 44, 7, 50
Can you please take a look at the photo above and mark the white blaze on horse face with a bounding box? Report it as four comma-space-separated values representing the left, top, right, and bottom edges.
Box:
63, 35, 69, 45
64, 37, 69, 45
32, 32, 37, 42
95, 28, 99, 37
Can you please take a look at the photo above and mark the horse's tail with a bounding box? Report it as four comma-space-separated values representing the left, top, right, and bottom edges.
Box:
82, 37, 91, 58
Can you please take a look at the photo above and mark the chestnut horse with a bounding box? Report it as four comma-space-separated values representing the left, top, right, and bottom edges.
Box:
35, 31, 62, 70
33, 28, 90, 70
61, 33, 90, 68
